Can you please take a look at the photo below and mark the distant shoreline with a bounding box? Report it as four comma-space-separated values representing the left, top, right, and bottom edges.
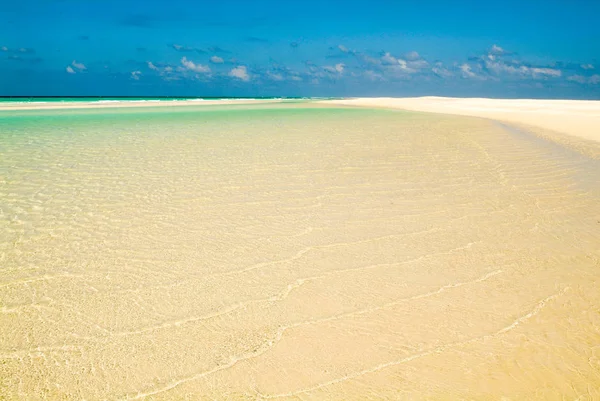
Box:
2, 95, 599, 147
322, 97, 600, 146
0, 98, 290, 111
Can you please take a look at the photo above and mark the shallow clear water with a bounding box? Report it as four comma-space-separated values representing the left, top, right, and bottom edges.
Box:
1, 104, 599, 400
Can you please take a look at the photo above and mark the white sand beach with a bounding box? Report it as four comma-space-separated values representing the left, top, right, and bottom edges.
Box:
324, 97, 600, 144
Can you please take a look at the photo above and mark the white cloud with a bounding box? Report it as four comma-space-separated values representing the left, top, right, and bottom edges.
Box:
530, 67, 561, 78
229, 65, 250, 81
360, 54, 380, 65
490, 44, 506, 55
164, 66, 174, 72
131, 71, 141, 80
1, 46, 7, 52
71, 60, 86, 70
147, 61, 159, 70
485, 59, 561, 79
290, 75, 302, 81
379, 52, 425, 76
324, 63, 345, 74
460, 63, 477, 78
396, 59, 416, 73
266, 71, 284, 81
407, 59, 429, 69
567, 75, 587, 84
568, 74, 600, 84
581, 64, 594, 70
210, 55, 224, 64
181, 57, 210, 73
381, 52, 397, 65
338, 44, 349, 53
405, 51, 420, 61
485, 60, 520, 75
432, 64, 453, 78
66, 66, 76, 74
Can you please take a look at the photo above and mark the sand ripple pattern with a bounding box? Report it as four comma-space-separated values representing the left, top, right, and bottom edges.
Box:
1, 105, 599, 400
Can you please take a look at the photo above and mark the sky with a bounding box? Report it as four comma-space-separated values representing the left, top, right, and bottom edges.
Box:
1, 0, 599, 98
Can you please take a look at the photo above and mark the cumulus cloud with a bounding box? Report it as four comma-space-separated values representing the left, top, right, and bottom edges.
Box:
394, 59, 417, 73
568, 74, 600, 84
66, 66, 76, 74
181, 57, 210, 73
489, 44, 507, 55
323, 63, 345, 74
405, 51, 420, 61
131, 71, 141, 80
432, 63, 453, 78
266, 71, 284, 81
408, 59, 429, 69
485, 59, 561, 79
581, 64, 594, 70
229, 66, 250, 81
71, 60, 86, 71
381, 52, 398, 65
147, 61, 159, 70
210, 55, 224, 64
379, 52, 426, 75
460, 63, 477, 78
529, 67, 561, 78
338, 44, 349, 53
358, 54, 380, 65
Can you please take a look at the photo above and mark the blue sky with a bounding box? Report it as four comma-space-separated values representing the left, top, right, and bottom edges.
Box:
1, 0, 599, 98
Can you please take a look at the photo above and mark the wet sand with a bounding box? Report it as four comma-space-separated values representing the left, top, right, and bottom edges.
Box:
1, 104, 599, 400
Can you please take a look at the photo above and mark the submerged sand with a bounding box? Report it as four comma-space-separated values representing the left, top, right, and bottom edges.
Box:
1, 103, 599, 400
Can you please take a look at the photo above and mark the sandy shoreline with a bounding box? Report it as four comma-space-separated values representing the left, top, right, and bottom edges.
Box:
4, 96, 600, 146
0, 98, 286, 111
322, 97, 600, 144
